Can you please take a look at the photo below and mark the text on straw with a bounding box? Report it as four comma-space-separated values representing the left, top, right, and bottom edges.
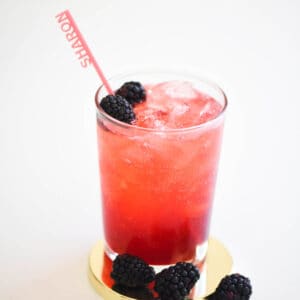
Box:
55, 11, 91, 68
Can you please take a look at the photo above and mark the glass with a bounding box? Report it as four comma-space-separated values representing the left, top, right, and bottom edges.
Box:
95, 70, 227, 266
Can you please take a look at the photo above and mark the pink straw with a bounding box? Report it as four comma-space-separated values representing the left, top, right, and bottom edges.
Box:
56, 10, 113, 95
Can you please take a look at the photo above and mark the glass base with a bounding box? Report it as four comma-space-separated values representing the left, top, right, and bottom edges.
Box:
89, 238, 233, 299
105, 240, 209, 263
104, 241, 209, 296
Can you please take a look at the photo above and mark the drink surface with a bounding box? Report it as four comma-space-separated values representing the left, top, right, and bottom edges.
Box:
134, 81, 222, 129
97, 81, 224, 265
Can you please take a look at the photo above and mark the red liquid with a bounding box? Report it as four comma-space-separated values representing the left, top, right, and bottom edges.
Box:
97, 81, 224, 265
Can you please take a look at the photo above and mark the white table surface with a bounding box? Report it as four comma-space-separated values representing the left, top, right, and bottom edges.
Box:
1, 1, 299, 299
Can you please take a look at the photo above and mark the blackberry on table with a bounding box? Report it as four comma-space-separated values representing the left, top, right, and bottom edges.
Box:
116, 81, 146, 105
207, 273, 252, 300
154, 262, 200, 300
100, 95, 135, 123
111, 254, 155, 287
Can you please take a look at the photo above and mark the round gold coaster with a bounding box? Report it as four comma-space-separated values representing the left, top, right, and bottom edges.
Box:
88, 238, 232, 300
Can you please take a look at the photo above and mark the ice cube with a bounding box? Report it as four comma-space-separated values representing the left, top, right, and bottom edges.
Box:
199, 102, 211, 117
161, 81, 198, 99
135, 106, 169, 129
172, 103, 190, 116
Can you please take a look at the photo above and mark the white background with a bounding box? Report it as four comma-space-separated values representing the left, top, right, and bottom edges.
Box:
1, 0, 299, 299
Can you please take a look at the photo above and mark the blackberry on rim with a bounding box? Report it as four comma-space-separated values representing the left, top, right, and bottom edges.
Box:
116, 81, 146, 105
100, 94, 135, 124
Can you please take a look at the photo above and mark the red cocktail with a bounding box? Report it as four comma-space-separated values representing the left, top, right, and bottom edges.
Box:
95, 71, 227, 266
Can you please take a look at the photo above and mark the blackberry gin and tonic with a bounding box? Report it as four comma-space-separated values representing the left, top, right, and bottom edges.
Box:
95, 70, 227, 266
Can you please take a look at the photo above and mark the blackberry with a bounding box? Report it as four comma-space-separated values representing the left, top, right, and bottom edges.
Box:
111, 254, 155, 287
207, 273, 252, 300
112, 284, 154, 300
116, 81, 146, 105
100, 95, 135, 124
154, 262, 200, 300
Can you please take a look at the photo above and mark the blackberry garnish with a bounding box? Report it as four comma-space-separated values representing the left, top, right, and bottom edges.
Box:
154, 262, 200, 300
100, 95, 135, 123
111, 254, 155, 287
207, 273, 252, 300
116, 81, 146, 105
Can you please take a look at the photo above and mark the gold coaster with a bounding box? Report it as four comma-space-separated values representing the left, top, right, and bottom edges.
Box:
89, 238, 232, 300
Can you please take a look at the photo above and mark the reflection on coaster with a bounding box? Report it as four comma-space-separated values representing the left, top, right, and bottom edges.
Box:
88, 238, 232, 300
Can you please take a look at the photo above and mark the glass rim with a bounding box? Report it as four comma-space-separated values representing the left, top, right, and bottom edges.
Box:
95, 69, 228, 133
